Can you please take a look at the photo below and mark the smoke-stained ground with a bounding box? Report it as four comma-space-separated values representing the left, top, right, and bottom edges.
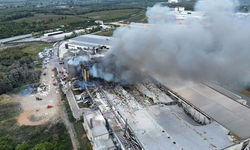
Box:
90, 0, 250, 86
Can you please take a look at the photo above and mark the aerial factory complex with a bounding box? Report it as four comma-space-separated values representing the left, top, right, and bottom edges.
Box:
56, 32, 250, 150
2, 0, 250, 149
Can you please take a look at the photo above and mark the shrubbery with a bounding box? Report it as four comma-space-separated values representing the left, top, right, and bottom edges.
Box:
0, 46, 41, 94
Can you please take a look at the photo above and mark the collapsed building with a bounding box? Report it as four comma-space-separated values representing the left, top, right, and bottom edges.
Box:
60, 34, 250, 150
61, 35, 111, 82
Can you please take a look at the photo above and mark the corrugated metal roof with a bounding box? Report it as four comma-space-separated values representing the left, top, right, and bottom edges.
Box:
69, 41, 98, 47
105, 91, 232, 150
69, 34, 111, 47
128, 105, 231, 150
156, 77, 250, 140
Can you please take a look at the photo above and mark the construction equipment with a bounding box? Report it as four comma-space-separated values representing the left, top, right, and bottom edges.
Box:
47, 105, 53, 109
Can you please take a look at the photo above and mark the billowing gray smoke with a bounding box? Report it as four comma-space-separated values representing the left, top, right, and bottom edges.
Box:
68, 56, 89, 66
91, 0, 250, 86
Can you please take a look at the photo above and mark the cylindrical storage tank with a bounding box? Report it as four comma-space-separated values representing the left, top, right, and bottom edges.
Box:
67, 55, 90, 79
68, 63, 78, 78
64, 57, 71, 72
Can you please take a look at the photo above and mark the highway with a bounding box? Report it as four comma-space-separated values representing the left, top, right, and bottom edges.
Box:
0, 34, 32, 43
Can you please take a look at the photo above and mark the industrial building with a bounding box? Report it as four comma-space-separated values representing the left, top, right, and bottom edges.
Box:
41, 29, 85, 42
67, 34, 112, 50
60, 34, 111, 81
83, 110, 116, 150
95, 20, 104, 25
168, 0, 179, 3
153, 77, 250, 142
80, 77, 250, 150
44, 31, 64, 37
59, 34, 250, 150
171, 7, 185, 12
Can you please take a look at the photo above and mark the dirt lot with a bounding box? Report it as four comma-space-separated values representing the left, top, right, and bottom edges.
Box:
17, 65, 61, 126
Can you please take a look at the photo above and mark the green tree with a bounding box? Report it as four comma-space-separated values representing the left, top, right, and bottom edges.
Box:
32, 142, 56, 150
0, 136, 14, 150
15, 141, 28, 150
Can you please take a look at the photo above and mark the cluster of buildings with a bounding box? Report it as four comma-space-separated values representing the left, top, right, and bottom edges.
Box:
41, 20, 112, 42
40, 29, 85, 42
169, 7, 206, 24
57, 32, 250, 150
59, 34, 112, 81
168, 0, 180, 3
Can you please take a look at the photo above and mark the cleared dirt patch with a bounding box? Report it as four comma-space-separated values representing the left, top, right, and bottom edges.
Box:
17, 66, 61, 126
17, 111, 43, 125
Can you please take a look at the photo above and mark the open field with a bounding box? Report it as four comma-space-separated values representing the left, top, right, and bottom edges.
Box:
13, 14, 87, 29
80, 9, 141, 22
125, 13, 147, 23
17, 66, 61, 126
0, 4, 145, 39
123, 9, 147, 23
95, 29, 115, 37
0, 94, 73, 149
21, 43, 53, 55
0, 43, 75, 149
74, 122, 92, 150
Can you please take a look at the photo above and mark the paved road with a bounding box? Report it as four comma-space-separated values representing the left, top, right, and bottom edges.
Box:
50, 44, 80, 150
109, 22, 148, 27
0, 34, 32, 43
65, 88, 90, 120
53, 42, 90, 120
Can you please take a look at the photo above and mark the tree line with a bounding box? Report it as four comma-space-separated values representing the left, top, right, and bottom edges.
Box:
0, 46, 41, 94
0, 21, 48, 39
0, 123, 72, 150
0, 12, 34, 22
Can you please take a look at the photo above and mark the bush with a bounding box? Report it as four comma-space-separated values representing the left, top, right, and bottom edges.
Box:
15, 141, 29, 150
0, 136, 14, 150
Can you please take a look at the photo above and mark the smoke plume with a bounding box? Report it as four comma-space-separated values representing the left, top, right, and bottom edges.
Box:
91, 0, 250, 86
68, 56, 89, 66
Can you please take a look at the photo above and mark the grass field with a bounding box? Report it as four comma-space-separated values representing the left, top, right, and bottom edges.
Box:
21, 43, 53, 56
124, 10, 147, 23
14, 14, 87, 29
74, 122, 92, 150
12, 9, 142, 29
126, 14, 147, 23
96, 29, 115, 37
81, 9, 141, 22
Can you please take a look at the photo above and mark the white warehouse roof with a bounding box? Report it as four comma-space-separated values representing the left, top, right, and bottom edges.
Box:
69, 34, 113, 48
155, 76, 250, 140
105, 91, 232, 150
